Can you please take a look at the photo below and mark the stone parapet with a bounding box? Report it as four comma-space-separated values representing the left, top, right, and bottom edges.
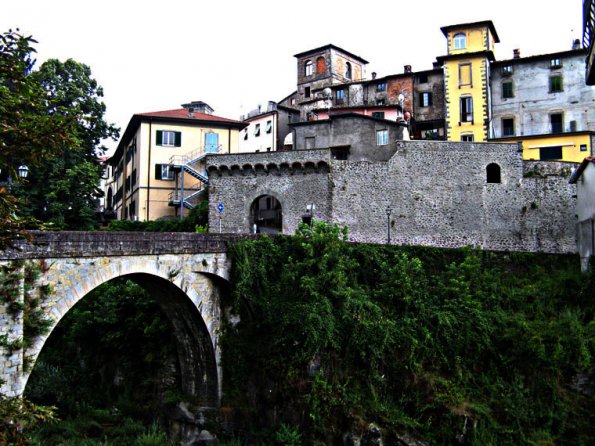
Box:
0, 232, 254, 260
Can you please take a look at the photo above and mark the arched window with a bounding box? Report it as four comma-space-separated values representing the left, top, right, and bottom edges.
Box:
250, 195, 282, 234
345, 62, 352, 80
486, 163, 501, 183
106, 187, 113, 209
454, 33, 466, 50
316, 56, 326, 74
305, 60, 313, 76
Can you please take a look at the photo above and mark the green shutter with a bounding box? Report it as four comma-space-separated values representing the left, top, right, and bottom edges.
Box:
155, 164, 162, 180
156, 130, 163, 145
174, 131, 182, 147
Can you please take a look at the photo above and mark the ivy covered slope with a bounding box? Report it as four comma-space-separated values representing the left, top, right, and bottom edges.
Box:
223, 221, 595, 445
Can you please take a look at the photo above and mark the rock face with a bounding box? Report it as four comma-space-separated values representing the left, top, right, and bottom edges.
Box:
167, 402, 219, 445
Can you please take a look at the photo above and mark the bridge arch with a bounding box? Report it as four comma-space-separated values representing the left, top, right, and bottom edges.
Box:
14, 251, 227, 406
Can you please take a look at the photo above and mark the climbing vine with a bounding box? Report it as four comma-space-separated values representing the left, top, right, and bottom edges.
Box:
0, 260, 53, 357
222, 220, 595, 445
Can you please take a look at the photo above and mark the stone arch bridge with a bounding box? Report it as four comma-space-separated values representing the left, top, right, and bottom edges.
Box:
0, 231, 244, 408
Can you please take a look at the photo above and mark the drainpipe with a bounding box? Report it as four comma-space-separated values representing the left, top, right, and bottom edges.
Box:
147, 119, 152, 221
228, 128, 231, 153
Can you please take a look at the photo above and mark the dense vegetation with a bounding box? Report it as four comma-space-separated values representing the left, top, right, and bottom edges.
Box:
24, 278, 181, 445
222, 221, 595, 445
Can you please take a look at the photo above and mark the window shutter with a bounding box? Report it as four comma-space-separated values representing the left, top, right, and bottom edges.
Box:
155, 164, 162, 180
156, 130, 163, 145
428, 93, 433, 106
174, 131, 182, 147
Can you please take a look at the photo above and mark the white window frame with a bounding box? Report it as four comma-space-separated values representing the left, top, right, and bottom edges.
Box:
376, 129, 389, 146
266, 120, 272, 134
162, 130, 176, 147
305, 60, 313, 76
254, 123, 261, 137
453, 33, 466, 50
161, 164, 174, 180
461, 134, 474, 142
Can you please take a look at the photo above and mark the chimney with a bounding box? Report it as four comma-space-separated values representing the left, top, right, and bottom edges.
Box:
572, 38, 581, 50
404, 65, 412, 73
182, 101, 214, 115
371, 72, 377, 79
513, 49, 520, 59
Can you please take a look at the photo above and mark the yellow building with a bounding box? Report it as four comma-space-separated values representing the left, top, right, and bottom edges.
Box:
106, 101, 246, 221
438, 21, 500, 142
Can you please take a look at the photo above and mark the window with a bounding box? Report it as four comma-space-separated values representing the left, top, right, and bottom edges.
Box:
155, 164, 174, 180
419, 92, 433, 107
205, 132, 219, 152
336, 89, 345, 101
304, 86, 311, 98
266, 120, 272, 134
316, 56, 325, 74
243, 129, 248, 140
550, 57, 562, 69
376, 129, 388, 145
550, 113, 563, 133
453, 33, 466, 50
305, 60, 313, 76
502, 65, 513, 75
254, 123, 261, 137
459, 63, 472, 87
549, 75, 563, 92
377, 82, 387, 92
345, 62, 352, 80
460, 97, 473, 123
502, 118, 515, 137
539, 146, 563, 160
418, 73, 428, 84
157, 130, 181, 147
376, 98, 386, 105
581, 144, 588, 152
371, 112, 385, 119
486, 163, 501, 183
502, 81, 514, 99
461, 134, 474, 142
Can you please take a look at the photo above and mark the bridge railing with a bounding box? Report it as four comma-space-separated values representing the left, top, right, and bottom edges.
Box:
0, 231, 256, 260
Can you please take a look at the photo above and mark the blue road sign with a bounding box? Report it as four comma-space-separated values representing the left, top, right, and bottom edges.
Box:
217, 203, 224, 213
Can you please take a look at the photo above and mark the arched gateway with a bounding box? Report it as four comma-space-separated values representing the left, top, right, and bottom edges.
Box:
0, 232, 236, 407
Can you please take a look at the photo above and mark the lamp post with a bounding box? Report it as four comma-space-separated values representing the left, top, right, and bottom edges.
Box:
17, 165, 29, 179
386, 205, 392, 244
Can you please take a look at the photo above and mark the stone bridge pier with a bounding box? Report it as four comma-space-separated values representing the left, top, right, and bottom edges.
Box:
0, 232, 240, 410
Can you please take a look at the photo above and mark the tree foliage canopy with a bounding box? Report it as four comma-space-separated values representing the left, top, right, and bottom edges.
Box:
0, 29, 119, 236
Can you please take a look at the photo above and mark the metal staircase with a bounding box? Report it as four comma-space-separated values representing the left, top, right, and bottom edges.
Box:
168, 145, 219, 213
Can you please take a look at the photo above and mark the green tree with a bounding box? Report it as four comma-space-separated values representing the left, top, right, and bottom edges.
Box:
19, 58, 119, 230
0, 29, 77, 247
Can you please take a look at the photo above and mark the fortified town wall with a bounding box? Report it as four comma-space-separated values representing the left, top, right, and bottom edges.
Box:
207, 140, 578, 254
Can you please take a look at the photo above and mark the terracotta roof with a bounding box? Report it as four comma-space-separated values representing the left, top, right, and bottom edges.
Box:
440, 20, 500, 43
569, 156, 595, 183
136, 108, 243, 124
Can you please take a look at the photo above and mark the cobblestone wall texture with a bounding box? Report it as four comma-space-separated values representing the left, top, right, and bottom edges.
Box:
208, 140, 578, 253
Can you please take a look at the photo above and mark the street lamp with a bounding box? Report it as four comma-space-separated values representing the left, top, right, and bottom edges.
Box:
17, 165, 29, 179
386, 206, 392, 244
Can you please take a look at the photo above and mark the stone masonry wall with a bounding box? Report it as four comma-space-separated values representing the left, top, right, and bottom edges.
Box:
208, 141, 578, 254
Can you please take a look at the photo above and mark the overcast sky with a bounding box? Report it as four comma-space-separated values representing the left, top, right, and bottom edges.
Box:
2, 0, 584, 154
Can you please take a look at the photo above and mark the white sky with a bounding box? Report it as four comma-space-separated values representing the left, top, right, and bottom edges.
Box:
2, 0, 584, 154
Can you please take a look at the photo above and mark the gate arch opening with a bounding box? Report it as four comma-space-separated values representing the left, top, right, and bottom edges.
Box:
250, 194, 283, 234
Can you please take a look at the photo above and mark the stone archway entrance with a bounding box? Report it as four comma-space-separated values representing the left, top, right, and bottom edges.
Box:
250, 195, 282, 234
